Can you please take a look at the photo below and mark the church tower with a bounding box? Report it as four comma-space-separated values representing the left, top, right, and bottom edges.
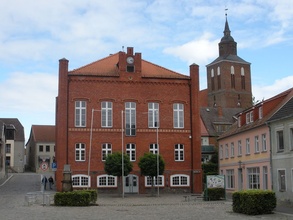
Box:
206, 15, 252, 109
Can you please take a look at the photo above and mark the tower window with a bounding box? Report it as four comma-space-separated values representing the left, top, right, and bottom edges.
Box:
127, 66, 134, 72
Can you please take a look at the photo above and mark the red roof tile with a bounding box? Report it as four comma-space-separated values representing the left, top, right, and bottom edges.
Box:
31, 125, 55, 142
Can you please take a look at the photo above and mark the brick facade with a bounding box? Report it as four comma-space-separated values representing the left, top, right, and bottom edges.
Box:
55, 47, 202, 194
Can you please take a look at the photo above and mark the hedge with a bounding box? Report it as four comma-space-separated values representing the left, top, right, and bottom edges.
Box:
54, 190, 97, 206
232, 190, 276, 215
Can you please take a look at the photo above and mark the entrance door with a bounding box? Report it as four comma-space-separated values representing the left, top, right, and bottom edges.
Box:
238, 168, 243, 190
124, 174, 139, 193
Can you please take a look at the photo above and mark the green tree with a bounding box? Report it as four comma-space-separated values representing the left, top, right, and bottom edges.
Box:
104, 152, 133, 194
138, 152, 165, 195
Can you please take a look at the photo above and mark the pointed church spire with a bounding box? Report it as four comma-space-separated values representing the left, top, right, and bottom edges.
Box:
221, 11, 234, 42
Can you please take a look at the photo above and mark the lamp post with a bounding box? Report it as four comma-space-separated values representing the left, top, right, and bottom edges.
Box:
155, 110, 159, 197
121, 110, 124, 198
88, 108, 101, 189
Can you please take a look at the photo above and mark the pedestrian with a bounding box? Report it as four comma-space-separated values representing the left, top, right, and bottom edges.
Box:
42, 176, 48, 190
48, 176, 54, 190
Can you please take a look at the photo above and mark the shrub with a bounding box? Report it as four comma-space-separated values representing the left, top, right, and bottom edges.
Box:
232, 190, 276, 215
54, 190, 97, 206
204, 188, 225, 201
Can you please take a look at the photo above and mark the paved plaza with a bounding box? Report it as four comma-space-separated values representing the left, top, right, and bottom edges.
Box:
1, 173, 293, 220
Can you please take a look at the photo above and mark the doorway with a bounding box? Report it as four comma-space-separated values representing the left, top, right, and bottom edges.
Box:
124, 174, 139, 193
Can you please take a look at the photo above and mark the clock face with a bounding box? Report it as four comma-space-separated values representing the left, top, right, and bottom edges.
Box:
126, 56, 134, 64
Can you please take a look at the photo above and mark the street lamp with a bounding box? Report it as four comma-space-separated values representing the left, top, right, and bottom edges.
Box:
155, 110, 159, 197
121, 110, 124, 198
88, 108, 100, 189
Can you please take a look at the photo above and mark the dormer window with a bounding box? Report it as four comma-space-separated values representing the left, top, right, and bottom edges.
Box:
246, 111, 254, 124
259, 106, 263, 119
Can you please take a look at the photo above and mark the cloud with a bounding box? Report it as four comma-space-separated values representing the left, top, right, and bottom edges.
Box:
0, 72, 57, 113
252, 75, 293, 102
163, 32, 218, 66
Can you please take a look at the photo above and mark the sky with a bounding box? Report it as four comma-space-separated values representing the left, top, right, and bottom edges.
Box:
1, 0, 293, 142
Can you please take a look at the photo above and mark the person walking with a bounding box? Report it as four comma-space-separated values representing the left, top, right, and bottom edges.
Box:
48, 176, 54, 190
42, 176, 48, 190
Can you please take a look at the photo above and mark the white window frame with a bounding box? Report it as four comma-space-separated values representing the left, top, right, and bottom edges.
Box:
259, 106, 263, 119
72, 174, 90, 187
101, 101, 112, 127
277, 169, 286, 192
290, 126, 293, 151
102, 143, 112, 161
75, 143, 85, 161
246, 138, 250, 155
126, 143, 136, 161
226, 169, 235, 189
174, 144, 184, 161
262, 133, 267, 152
170, 174, 190, 186
238, 140, 242, 156
148, 103, 159, 128
225, 144, 229, 158
220, 145, 223, 159
97, 174, 117, 187
145, 175, 164, 187
125, 102, 136, 136
255, 135, 259, 153
75, 101, 86, 127
231, 142, 234, 157
173, 103, 184, 128
247, 167, 260, 189
263, 166, 268, 190
149, 143, 158, 154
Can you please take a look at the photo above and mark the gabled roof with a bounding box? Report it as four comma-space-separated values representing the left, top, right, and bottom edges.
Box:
69, 52, 189, 79
267, 89, 293, 123
29, 125, 55, 143
0, 118, 25, 141
219, 87, 293, 139
200, 107, 243, 137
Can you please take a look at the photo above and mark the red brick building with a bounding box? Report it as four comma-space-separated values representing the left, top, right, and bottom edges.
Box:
55, 47, 202, 194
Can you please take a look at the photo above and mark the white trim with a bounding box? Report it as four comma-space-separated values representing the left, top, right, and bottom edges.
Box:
170, 174, 190, 187
72, 174, 90, 187
144, 175, 165, 187
97, 174, 117, 187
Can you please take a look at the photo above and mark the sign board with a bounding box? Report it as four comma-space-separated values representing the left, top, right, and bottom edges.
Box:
206, 175, 225, 188
40, 162, 48, 171
52, 162, 57, 171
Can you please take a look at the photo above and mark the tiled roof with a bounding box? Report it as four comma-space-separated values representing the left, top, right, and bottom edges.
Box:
199, 89, 208, 107
0, 118, 25, 141
219, 87, 293, 139
31, 125, 55, 142
200, 107, 243, 137
69, 52, 189, 79
207, 54, 250, 66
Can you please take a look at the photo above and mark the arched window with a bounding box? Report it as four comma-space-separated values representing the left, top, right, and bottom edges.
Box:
211, 69, 215, 91
241, 67, 245, 89
72, 174, 90, 187
170, 174, 190, 186
217, 67, 221, 89
97, 174, 117, 187
231, 66, 235, 88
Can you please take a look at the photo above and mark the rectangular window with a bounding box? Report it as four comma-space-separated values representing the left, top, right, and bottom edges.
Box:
238, 140, 242, 156
277, 130, 284, 151
102, 143, 112, 161
75, 143, 85, 161
125, 102, 136, 136
5, 144, 11, 154
46, 145, 50, 152
259, 106, 263, 119
263, 166, 268, 190
225, 144, 229, 158
246, 113, 250, 124
278, 169, 286, 191
101, 101, 112, 127
254, 136, 259, 153
226, 169, 235, 189
75, 101, 86, 127
126, 143, 136, 161
246, 138, 250, 155
39, 145, 43, 152
149, 143, 158, 154
262, 134, 267, 152
290, 128, 293, 151
248, 167, 260, 189
174, 144, 184, 161
231, 142, 234, 157
148, 103, 159, 128
250, 111, 254, 123
173, 103, 184, 128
